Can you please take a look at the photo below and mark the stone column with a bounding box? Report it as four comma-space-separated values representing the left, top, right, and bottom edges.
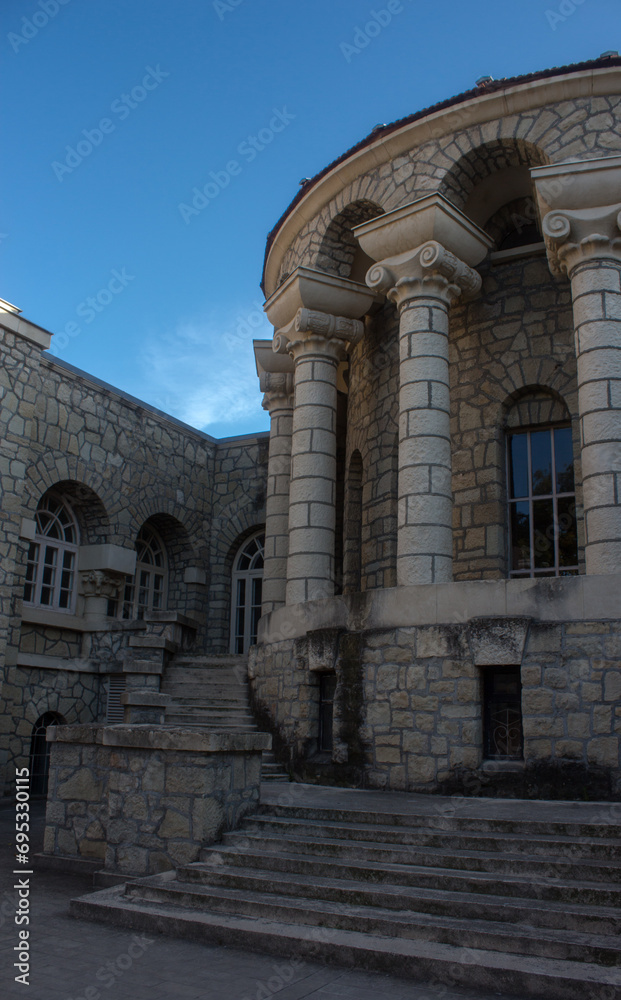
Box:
540, 205, 621, 573
275, 309, 364, 605
79, 570, 125, 626
259, 372, 294, 613
354, 195, 491, 587
366, 244, 482, 585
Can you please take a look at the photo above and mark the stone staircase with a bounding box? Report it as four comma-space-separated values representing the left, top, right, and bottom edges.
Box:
71, 784, 621, 999
161, 654, 288, 781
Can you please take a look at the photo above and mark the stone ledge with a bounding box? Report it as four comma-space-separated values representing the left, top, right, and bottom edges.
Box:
47, 723, 271, 753
258, 575, 621, 643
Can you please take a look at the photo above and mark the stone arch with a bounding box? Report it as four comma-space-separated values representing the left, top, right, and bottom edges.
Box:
31, 480, 110, 546
131, 512, 197, 615
437, 138, 550, 232
502, 385, 572, 430
314, 200, 385, 281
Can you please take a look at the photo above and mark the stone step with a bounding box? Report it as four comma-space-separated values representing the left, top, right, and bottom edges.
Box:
261, 802, 619, 839
190, 847, 621, 906
165, 718, 259, 732
220, 830, 621, 881
172, 861, 621, 935
69, 885, 621, 1000
244, 815, 621, 860
122, 878, 621, 966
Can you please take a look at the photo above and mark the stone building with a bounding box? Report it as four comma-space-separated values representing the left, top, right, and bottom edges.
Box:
251, 55, 621, 798
1, 55, 621, 800
0, 312, 268, 795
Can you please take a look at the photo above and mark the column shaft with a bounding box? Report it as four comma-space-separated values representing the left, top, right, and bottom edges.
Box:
397, 288, 453, 585
261, 392, 293, 614
286, 344, 339, 605
570, 257, 621, 573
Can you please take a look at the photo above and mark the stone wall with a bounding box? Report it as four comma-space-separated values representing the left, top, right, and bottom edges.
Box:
42, 725, 270, 875
275, 92, 621, 287
0, 665, 102, 776
250, 605, 621, 798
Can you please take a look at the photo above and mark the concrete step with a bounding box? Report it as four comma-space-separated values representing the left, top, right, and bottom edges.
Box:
70, 885, 621, 1000
218, 830, 621, 882
261, 802, 619, 839
172, 861, 621, 935
121, 878, 620, 966
244, 814, 621, 860
191, 846, 621, 906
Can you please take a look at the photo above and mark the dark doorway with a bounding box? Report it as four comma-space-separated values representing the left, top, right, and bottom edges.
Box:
29, 712, 64, 796
319, 674, 337, 752
483, 667, 523, 760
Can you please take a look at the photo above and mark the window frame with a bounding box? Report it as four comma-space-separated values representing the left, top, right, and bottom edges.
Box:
229, 532, 265, 655
121, 524, 168, 620
23, 494, 79, 613
506, 422, 578, 579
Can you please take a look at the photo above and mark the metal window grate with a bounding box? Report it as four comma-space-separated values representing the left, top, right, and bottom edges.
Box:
106, 675, 126, 723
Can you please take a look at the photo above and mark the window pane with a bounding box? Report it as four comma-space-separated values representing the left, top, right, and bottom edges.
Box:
554, 427, 575, 494
533, 498, 554, 569
557, 496, 578, 567
508, 434, 528, 499
530, 430, 552, 496
510, 501, 530, 571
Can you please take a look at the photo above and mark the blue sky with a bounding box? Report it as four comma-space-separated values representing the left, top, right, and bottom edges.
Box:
2, 0, 617, 437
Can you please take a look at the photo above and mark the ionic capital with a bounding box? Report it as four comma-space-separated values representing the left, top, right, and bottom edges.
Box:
79, 570, 124, 599
366, 240, 482, 310
260, 372, 294, 412
541, 206, 621, 277
272, 307, 364, 363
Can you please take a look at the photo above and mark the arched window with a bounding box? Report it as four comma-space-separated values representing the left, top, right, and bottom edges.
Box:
29, 712, 64, 796
122, 524, 168, 619
230, 532, 264, 654
23, 494, 79, 612
507, 424, 578, 577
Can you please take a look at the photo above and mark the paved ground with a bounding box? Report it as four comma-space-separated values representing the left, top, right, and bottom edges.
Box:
0, 792, 525, 1000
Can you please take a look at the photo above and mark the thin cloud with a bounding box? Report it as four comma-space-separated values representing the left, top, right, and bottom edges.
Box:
137, 314, 268, 432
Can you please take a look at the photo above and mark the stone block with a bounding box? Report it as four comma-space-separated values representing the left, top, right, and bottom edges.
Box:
376, 746, 401, 765
587, 738, 619, 768
58, 768, 103, 803
522, 690, 553, 714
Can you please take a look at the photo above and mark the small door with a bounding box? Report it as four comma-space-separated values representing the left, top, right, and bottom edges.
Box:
483, 667, 523, 760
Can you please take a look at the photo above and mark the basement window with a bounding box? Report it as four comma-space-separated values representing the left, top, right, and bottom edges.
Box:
483, 666, 523, 761
318, 674, 336, 753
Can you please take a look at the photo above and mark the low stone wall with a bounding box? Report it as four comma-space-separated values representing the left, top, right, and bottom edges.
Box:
250, 588, 621, 798
42, 724, 270, 875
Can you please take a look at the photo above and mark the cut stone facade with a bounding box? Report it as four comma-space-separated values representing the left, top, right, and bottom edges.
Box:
2, 57, 621, 801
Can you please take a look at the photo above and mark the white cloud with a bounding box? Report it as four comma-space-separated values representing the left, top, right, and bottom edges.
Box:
136, 307, 271, 433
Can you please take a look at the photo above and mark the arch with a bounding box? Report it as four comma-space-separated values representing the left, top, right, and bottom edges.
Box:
23, 492, 79, 612
343, 451, 363, 594
229, 530, 265, 654
438, 139, 550, 236
315, 200, 384, 281
29, 711, 65, 796
121, 513, 195, 619
503, 385, 572, 430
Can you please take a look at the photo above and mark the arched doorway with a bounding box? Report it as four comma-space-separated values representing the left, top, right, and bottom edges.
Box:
230, 532, 264, 654
29, 712, 65, 796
